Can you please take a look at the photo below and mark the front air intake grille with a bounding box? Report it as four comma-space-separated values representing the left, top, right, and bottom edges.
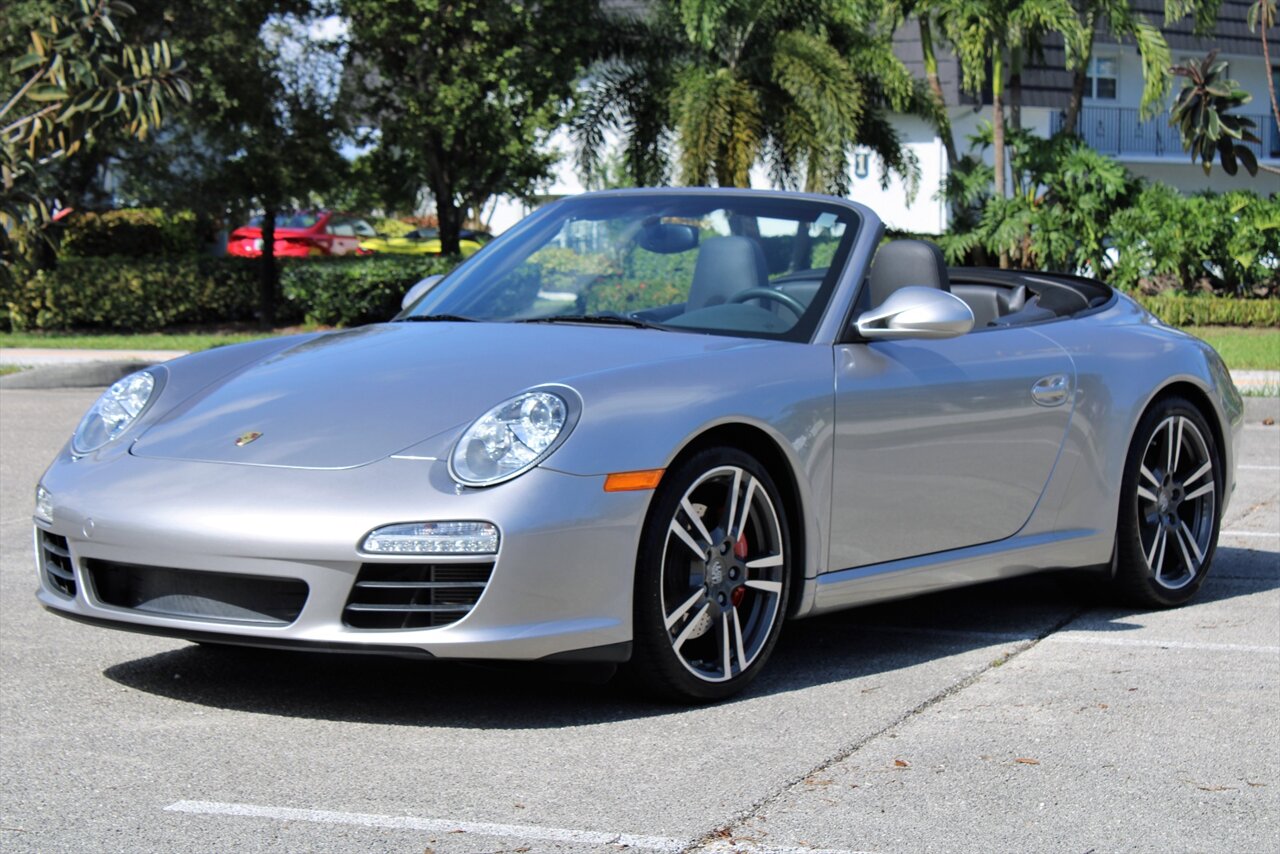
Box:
39, 531, 75, 597
343, 562, 494, 630
85, 560, 308, 626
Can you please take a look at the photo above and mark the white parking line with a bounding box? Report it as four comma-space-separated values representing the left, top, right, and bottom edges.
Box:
163, 800, 874, 854
1220, 530, 1280, 538
166, 800, 687, 852
1239, 465, 1280, 471
1050, 635, 1280, 655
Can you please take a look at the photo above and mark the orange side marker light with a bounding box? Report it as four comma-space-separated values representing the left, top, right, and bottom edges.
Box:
603, 469, 665, 492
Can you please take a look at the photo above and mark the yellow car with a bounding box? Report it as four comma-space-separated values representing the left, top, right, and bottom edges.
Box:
359, 227, 491, 257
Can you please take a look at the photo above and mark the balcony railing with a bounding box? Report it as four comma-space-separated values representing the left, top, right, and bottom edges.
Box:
1050, 105, 1280, 161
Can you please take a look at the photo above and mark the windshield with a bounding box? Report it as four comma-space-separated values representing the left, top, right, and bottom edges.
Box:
400, 193, 858, 342
249, 213, 321, 229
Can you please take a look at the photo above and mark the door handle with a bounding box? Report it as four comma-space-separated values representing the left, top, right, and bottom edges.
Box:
1031, 374, 1070, 407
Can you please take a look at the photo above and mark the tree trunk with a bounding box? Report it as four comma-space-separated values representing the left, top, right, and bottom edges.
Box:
436, 193, 464, 256
257, 208, 277, 329
991, 48, 1009, 269
1262, 24, 1280, 149
1009, 47, 1023, 132
919, 17, 959, 170
1062, 24, 1096, 137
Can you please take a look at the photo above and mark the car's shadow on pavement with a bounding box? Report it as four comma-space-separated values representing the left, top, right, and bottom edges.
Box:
102, 551, 1276, 727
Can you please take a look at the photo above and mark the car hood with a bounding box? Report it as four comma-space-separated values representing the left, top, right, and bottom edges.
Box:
131, 322, 755, 469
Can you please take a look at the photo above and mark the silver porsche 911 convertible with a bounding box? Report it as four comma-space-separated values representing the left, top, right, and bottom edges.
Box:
34, 188, 1243, 701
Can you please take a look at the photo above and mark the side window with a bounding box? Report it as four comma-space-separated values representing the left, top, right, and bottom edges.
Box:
328, 218, 356, 237
352, 219, 377, 238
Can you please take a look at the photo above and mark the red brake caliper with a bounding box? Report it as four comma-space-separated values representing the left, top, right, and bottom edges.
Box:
731, 533, 748, 606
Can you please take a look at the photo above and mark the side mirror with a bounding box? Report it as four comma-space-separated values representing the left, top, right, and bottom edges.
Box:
401, 274, 444, 310
855, 286, 974, 340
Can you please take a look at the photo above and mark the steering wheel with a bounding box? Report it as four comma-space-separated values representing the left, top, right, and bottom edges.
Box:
728, 288, 806, 319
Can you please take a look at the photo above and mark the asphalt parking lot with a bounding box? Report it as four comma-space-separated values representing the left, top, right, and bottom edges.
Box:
1, 388, 1276, 854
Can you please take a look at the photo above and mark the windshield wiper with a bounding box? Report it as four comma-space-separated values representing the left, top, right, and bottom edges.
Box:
517, 314, 663, 330
396, 314, 476, 323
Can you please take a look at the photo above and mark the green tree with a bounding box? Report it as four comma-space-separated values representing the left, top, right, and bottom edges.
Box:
1169, 51, 1274, 177
341, 0, 597, 255
1, 0, 189, 268
576, 0, 926, 195
105, 1, 347, 326
939, 125, 1135, 271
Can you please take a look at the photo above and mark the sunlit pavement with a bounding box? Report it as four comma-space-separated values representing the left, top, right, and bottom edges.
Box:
1, 388, 1275, 853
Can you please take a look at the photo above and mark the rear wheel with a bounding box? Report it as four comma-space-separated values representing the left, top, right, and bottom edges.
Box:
1115, 397, 1221, 608
629, 447, 791, 702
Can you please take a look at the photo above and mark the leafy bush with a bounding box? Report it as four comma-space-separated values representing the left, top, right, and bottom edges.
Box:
372, 218, 417, 237
1108, 187, 1279, 295
280, 255, 461, 326
1, 256, 262, 331
60, 208, 204, 258
1134, 293, 1280, 328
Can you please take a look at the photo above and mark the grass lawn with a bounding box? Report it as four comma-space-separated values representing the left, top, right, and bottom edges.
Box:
1182, 326, 1280, 371
0, 329, 303, 352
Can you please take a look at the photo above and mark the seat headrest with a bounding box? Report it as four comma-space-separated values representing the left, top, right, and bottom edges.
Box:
686, 236, 769, 312
867, 240, 950, 309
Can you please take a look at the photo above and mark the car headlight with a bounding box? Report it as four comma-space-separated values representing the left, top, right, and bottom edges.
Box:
72, 370, 158, 454
449, 389, 578, 486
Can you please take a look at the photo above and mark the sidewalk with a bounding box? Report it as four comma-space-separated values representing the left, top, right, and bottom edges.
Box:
1, 346, 1277, 395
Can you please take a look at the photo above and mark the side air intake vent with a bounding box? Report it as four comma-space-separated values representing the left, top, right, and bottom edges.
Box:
343, 562, 494, 630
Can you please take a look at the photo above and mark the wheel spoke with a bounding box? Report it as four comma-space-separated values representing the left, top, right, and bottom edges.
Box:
1173, 418, 1185, 472
745, 579, 782, 594
1165, 419, 1175, 474
665, 588, 704, 630
1183, 461, 1213, 487
732, 607, 747, 671
1173, 524, 1198, 575
1178, 519, 1205, 566
1136, 485, 1159, 504
670, 520, 705, 560
672, 603, 710, 651
681, 497, 715, 551
1146, 526, 1167, 576
720, 613, 732, 677
724, 468, 742, 543
1140, 464, 1161, 489
731, 476, 757, 540
746, 553, 784, 570
1183, 480, 1215, 502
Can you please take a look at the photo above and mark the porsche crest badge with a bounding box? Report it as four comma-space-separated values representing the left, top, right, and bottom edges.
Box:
234, 431, 263, 447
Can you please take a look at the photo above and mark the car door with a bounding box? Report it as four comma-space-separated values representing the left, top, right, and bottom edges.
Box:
829, 327, 1075, 569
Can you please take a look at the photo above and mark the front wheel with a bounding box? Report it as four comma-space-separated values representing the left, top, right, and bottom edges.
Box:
1114, 396, 1221, 608
629, 447, 791, 702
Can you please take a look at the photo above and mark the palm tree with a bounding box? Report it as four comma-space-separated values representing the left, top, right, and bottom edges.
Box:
935, 0, 1082, 203
1248, 0, 1280, 138
575, 0, 928, 195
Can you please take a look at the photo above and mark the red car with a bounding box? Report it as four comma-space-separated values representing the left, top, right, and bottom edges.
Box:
226, 211, 378, 258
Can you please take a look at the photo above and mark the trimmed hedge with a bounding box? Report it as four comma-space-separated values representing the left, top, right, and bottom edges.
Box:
61, 208, 205, 258
1134, 293, 1280, 328
2, 256, 262, 331
1, 254, 465, 331
281, 255, 461, 326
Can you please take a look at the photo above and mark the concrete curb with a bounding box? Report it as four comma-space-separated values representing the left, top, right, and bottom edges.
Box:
0, 360, 158, 389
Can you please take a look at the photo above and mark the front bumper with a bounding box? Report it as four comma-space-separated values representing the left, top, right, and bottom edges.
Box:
35, 449, 652, 661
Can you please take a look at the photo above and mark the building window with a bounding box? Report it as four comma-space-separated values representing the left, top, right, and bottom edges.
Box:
1086, 56, 1118, 100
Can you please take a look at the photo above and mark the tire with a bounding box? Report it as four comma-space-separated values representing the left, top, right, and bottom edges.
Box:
1114, 396, 1221, 608
628, 447, 791, 702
